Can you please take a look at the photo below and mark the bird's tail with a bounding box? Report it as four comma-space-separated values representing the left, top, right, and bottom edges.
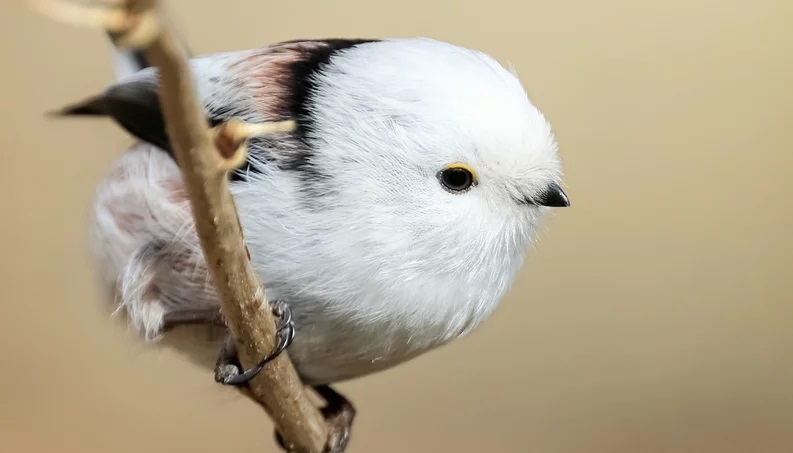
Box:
47, 33, 151, 118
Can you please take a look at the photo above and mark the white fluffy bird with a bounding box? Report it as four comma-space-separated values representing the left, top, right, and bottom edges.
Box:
61, 36, 569, 389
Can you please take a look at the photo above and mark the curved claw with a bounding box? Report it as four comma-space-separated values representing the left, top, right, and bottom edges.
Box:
220, 300, 296, 387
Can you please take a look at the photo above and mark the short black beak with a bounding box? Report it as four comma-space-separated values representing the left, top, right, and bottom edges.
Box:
529, 182, 570, 207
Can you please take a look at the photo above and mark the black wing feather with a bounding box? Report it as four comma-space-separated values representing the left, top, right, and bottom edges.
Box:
56, 79, 246, 179
57, 76, 173, 154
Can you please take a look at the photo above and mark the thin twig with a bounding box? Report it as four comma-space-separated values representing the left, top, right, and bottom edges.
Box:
34, 1, 331, 451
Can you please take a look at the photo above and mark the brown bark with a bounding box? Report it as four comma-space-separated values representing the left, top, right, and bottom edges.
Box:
34, 1, 333, 451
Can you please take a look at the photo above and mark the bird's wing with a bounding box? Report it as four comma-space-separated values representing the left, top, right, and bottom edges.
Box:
72, 27, 198, 152
56, 49, 258, 157
55, 37, 374, 180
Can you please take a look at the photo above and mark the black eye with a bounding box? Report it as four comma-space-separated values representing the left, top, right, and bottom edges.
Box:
438, 164, 477, 193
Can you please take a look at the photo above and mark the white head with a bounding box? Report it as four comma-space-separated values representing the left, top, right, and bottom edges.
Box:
237, 38, 568, 342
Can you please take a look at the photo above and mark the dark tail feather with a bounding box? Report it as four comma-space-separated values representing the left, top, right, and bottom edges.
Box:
48, 95, 109, 118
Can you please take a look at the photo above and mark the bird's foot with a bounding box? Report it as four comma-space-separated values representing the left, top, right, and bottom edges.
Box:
213, 299, 295, 386
274, 385, 356, 453
316, 385, 357, 453
161, 308, 225, 331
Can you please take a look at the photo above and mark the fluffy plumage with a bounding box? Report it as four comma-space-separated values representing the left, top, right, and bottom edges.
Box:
71, 37, 567, 385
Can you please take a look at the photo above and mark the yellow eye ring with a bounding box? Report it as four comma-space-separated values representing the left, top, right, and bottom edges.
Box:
438, 162, 478, 193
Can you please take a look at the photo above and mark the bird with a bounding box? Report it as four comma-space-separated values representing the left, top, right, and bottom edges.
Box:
59, 35, 569, 396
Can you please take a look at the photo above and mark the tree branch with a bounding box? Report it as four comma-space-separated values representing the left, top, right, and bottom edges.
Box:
33, 1, 331, 451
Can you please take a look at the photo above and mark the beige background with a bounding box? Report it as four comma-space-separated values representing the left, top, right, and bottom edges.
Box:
1, 0, 792, 452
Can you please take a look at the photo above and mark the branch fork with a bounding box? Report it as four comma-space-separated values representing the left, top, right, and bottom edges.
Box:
211, 119, 297, 170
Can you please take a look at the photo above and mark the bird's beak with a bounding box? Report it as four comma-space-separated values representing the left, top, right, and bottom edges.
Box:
534, 182, 570, 207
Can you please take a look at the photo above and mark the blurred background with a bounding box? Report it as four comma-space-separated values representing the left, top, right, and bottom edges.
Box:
1, 0, 792, 452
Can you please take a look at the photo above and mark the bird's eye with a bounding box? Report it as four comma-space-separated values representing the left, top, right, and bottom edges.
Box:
438, 163, 477, 193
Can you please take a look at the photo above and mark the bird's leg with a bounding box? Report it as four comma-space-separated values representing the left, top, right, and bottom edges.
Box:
213, 333, 243, 384
158, 302, 295, 386
192, 300, 354, 452
212, 300, 296, 386
273, 385, 357, 453
161, 308, 225, 331
315, 385, 357, 453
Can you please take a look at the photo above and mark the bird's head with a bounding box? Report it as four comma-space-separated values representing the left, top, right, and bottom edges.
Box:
265, 37, 569, 326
